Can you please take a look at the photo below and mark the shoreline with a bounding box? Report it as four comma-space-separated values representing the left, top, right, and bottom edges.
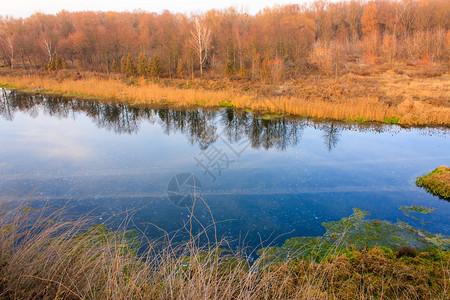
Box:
1, 71, 449, 126
0, 203, 448, 299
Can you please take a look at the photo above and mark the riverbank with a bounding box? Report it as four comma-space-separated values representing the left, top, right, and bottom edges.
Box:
1, 70, 449, 126
0, 204, 448, 299
416, 166, 450, 200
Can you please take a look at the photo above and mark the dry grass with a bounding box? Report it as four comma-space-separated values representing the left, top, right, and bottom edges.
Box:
0, 199, 449, 300
0, 72, 449, 125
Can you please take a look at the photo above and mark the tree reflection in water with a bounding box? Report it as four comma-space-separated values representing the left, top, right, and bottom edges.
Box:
1, 89, 407, 152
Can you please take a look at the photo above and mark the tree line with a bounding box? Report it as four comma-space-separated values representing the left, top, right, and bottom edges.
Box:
0, 0, 448, 80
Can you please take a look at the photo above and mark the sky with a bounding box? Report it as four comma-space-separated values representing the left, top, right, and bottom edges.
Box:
3, 0, 310, 18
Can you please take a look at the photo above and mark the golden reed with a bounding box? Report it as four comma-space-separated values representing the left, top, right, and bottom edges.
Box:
1, 74, 449, 125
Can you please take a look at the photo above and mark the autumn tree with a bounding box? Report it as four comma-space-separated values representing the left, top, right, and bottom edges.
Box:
0, 19, 17, 69
48, 53, 66, 70
3, 36, 14, 69
120, 56, 127, 73
137, 51, 148, 75
225, 60, 234, 78
127, 54, 136, 74
260, 58, 271, 81
0, 1, 448, 77
309, 41, 346, 76
190, 17, 212, 78
361, 1, 379, 35
239, 64, 248, 79
361, 1, 380, 63
270, 58, 284, 83
176, 58, 185, 78
343, 0, 364, 41
111, 59, 119, 72
42, 38, 56, 66
149, 55, 162, 77
123, 53, 136, 75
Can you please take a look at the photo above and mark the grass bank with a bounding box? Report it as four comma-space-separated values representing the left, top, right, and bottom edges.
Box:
416, 166, 450, 200
0, 70, 449, 126
0, 203, 448, 299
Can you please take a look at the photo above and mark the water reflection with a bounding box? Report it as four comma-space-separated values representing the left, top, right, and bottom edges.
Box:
321, 124, 340, 152
1, 89, 449, 249
1, 89, 430, 153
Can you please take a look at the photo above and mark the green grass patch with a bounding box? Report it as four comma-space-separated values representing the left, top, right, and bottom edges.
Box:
219, 101, 233, 107
0, 82, 15, 89
352, 116, 368, 123
194, 101, 207, 106
416, 166, 450, 200
383, 116, 401, 124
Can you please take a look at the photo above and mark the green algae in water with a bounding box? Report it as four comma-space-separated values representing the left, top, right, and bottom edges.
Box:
259, 208, 450, 262
400, 205, 435, 214
400, 205, 435, 224
56, 224, 141, 257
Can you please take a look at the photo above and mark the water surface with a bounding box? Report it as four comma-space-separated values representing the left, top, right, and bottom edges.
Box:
0, 89, 449, 248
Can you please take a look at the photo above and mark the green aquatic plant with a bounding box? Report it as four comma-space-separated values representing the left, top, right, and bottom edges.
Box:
53, 224, 141, 257
1, 204, 448, 299
399, 205, 435, 225
400, 205, 435, 223
260, 208, 450, 262
400, 205, 435, 214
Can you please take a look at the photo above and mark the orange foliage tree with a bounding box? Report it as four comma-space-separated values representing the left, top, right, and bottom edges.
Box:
0, 0, 448, 77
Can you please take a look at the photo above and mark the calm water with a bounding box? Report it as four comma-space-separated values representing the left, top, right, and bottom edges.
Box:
0, 89, 449, 248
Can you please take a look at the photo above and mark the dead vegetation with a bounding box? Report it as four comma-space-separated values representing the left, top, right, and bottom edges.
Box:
0, 201, 449, 300
0, 68, 449, 126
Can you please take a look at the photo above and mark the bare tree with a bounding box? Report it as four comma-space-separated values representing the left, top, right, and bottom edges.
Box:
0, 25, 14, 69
5, 36, 14, 69
190, 17, 211, 78
42, 38, 55, 64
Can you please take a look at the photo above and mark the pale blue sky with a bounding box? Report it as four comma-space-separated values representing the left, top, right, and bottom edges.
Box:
3, 0, 311, 18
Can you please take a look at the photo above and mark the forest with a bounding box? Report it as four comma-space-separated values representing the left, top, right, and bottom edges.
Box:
0, 0, 448, 80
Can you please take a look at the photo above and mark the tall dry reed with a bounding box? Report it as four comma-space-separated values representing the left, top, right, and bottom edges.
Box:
0, 197, 448, 299
1, 74, 449, 125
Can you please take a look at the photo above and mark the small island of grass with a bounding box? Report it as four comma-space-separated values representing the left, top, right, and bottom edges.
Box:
416, 166, 450, 200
